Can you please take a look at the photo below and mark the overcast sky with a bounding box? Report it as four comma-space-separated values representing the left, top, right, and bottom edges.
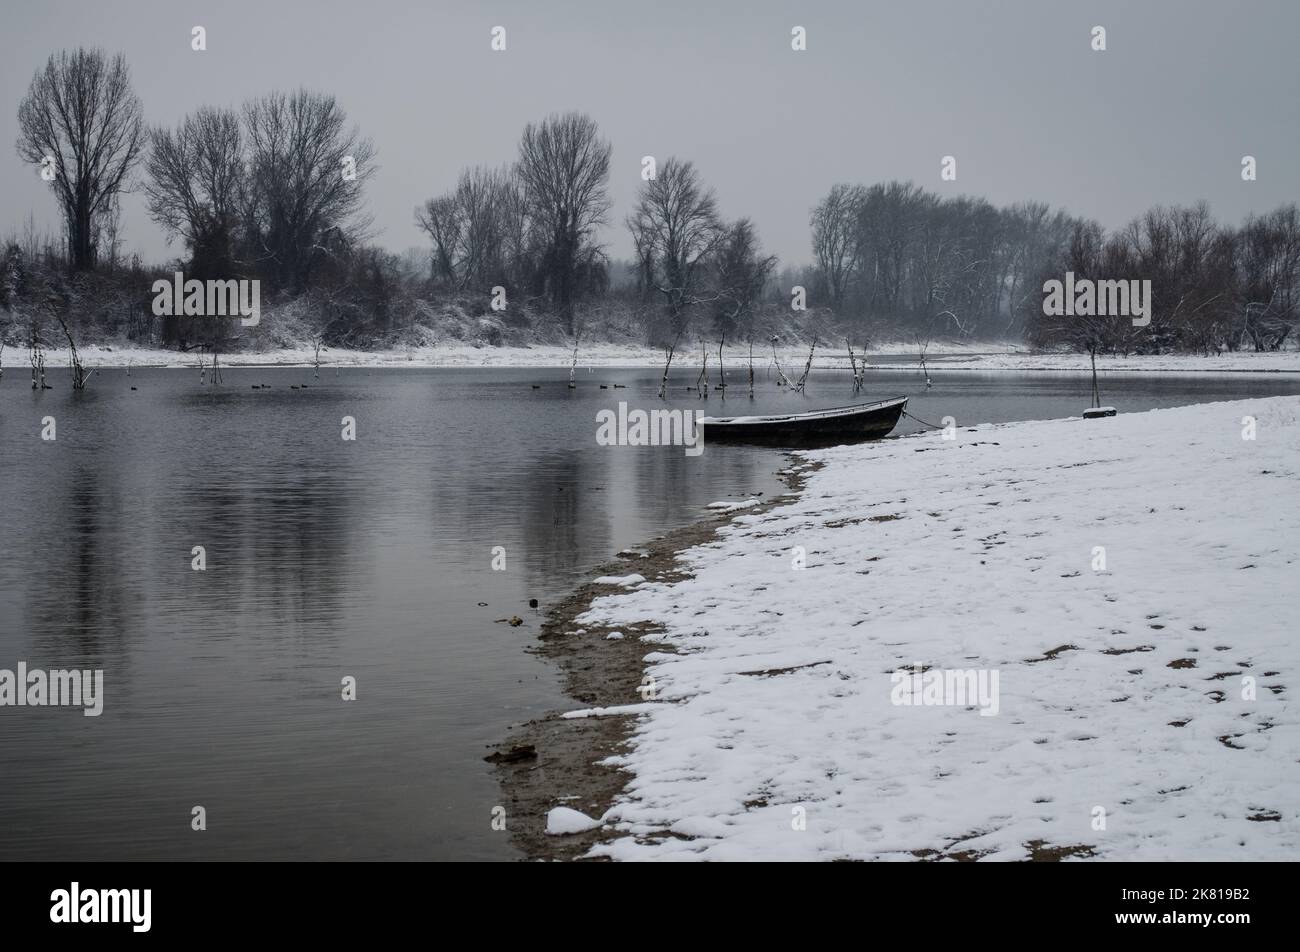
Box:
2, 0, 1298, 267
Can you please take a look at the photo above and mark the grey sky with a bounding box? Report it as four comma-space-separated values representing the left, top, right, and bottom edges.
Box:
2, 0, 1297, 267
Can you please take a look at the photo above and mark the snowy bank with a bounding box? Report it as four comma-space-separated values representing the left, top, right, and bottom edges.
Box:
11, 341, 671, 370
12, 340, 1296, 374
13, 339, 1006, 371
575, 396, 1300, 860
866, 350, 1300, 375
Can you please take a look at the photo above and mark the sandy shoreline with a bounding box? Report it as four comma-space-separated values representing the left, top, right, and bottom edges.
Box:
489, 457, 1100, 863
488, 466, 813, 861
491, 456, 1107, 862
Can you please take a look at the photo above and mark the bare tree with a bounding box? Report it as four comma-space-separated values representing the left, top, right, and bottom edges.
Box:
712, 218, 777, 342
16, 48, 145, 271
710, 218, 776, 394
416, 166, 521, 292
414, 194, 462, 286
515, 112, 611, 332
145, 106, 245, 278
1029, 221, 1124, 400
629, 210, 657, 302
845, 337, 868, 392
791, 335, 818, 393
1002, 202, 1076, 336
628, 158, 725, 338
242, 89, 375, 291
1236, 204, 1300, 351
497, 168, 536, 292
99, 197, 124, 273
810, 184, 864, 312
628, 158, 725, 395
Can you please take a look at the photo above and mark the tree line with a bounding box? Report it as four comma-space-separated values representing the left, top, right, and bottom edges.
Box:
1028, 202, 1300, 354
9, 48, 375, 303
810, 182, 1300, 354
417, 133, 780, 349
3, 46, 1298, 359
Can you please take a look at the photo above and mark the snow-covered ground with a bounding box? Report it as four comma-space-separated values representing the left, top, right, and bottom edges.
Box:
572, 396, 1300, 860
6, 338, 1005, 370
10, 341, 671, 369
10, 340, 1296, 373
876, 350, 1300, 375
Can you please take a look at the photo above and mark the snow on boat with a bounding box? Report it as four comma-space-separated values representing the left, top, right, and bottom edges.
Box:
701, 397, 908, 447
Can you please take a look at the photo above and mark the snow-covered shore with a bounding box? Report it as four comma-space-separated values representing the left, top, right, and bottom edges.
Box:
3, 338, 1000, 370
891, 350, 1300, 375
8, 341, 671, 370
9, 340, 1298, 373
570, 396, 1300, 860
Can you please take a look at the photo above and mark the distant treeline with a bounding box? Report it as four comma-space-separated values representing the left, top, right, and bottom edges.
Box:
2, 46, 1298, 358
810, 184, 1300, 354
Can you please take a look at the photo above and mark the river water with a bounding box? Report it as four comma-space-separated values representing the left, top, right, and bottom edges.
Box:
2, 361, 1296, 859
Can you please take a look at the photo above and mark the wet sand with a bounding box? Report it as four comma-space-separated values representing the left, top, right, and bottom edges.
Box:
489, 463, 813, 861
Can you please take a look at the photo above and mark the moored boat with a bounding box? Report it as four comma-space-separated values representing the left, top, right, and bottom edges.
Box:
701, 397, 908, 448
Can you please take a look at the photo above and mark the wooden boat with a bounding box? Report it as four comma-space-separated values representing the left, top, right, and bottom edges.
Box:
701, 397, 908, 447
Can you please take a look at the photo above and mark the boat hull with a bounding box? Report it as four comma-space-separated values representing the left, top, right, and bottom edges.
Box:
702, 397, 908, 448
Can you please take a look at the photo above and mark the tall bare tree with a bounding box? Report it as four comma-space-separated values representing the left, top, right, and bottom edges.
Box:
810, 183, 864, 312
629, 157, 725, 395
16, 48, 145, 271
627, 157, 724, 340
414, 194, 462, 286
712, 218, 777, 342
145, 106, 245, 278
1235, 204, 1300, 351
416, 166, 522, 291
242, 89, 375, 292
515, 112, 611, 332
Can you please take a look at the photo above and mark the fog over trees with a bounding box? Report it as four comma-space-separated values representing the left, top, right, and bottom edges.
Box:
4, 46, 1300, 360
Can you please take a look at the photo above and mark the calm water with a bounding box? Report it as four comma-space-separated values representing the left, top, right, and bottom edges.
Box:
2, 361, 1297, 861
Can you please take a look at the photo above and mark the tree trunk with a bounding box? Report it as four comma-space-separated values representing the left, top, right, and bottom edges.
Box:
71, 197, 95, 271
1090, 347, 1100, 407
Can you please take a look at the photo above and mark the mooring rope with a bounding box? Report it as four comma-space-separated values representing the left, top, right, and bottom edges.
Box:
901, 409, 948, 430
